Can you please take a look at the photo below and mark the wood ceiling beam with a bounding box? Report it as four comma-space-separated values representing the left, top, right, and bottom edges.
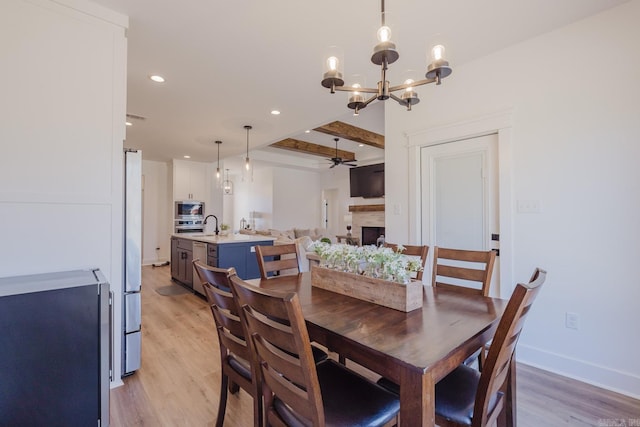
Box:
313, 121, 385, 149
269, 138, 356, 161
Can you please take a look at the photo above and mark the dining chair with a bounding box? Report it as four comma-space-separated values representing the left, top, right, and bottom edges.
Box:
432, 247, 497, 370
192, 261, 261, 427
433, 268, 547, 427
431, 246, 497, 297
255, 243, 300, 279
229, 275, 400, 427
383, 242, 429, 280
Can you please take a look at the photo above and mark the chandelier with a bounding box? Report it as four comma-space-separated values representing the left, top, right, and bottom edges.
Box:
321, 0, 452, 114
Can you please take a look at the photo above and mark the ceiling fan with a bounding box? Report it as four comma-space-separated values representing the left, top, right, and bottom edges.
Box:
327, 138, 357, 168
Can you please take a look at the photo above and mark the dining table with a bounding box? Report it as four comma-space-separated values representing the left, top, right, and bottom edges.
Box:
247, 272, 511, 427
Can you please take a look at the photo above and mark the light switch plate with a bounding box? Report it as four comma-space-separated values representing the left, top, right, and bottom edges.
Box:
517, 200, 541, 213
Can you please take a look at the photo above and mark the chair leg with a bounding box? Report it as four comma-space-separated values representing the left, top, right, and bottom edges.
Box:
216, 374, 229, 427
229, 380, 240, 394
478, 346, 486, 372
253, 392, 263, 427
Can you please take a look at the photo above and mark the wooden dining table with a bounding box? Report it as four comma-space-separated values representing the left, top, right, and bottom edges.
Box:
247, 272, 510, 427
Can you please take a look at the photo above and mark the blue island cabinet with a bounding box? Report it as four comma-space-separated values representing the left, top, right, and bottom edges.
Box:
208, 240, 273, 280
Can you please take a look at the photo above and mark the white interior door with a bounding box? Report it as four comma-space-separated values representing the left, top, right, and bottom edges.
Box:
322, 188, 339, 236
421, 134, 500, 295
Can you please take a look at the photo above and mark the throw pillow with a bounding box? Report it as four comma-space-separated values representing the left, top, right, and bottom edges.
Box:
294, 228, 311, 238
295, 236, 314, 251
268, 229, 282, 237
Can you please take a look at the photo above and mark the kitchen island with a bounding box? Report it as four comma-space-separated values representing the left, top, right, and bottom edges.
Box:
170, 233, 274, 294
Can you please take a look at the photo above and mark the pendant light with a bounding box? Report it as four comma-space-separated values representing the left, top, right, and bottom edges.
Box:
243, 125, 253, 182
223, 169, 233, 195
214, 140, 222, 187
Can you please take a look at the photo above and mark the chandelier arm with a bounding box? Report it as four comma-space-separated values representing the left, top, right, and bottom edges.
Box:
360, 94, 379, 108
389, 93, 405, 104
389, 78, 437, 93
333, 86, 379, 94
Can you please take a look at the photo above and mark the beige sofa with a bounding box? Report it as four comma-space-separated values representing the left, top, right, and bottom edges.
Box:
239, 227, 331, 272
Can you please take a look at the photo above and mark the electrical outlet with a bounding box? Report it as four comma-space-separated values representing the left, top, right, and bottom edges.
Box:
565, 312, 580, 330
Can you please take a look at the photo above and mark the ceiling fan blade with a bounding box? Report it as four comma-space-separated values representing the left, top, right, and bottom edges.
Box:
329, 163, 336, 168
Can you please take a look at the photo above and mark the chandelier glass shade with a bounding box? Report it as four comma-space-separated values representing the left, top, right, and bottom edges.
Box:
242, 125, 253, 182
214, 140, 222, 187
321, 0, 452, 114
222, 168, 233, 195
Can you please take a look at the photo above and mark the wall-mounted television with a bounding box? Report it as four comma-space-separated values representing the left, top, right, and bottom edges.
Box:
349, 163, 384, 198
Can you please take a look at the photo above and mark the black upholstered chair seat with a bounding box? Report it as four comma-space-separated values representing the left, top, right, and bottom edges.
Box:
227, 354, 251, 381
434, 364, 502, 426
274, 360, 400, 427
377, 364, 502, 426
375, 376, 399, 395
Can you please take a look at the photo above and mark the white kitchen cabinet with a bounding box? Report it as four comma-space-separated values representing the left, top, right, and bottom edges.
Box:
173, 159, 211, 201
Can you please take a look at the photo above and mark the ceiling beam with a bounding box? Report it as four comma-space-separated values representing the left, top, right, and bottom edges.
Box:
313, 121, 385, 149
270, 138, 356, 161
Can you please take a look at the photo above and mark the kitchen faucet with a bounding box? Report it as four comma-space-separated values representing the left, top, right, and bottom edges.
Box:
203, 214, 219, 235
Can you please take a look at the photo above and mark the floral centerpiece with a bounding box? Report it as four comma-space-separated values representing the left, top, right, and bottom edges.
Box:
310, 242, 423, 285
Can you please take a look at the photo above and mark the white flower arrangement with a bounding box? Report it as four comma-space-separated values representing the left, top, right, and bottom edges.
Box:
310, 242, 423, 285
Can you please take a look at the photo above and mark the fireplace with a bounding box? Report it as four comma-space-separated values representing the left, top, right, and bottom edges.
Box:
361, 226, 385, 246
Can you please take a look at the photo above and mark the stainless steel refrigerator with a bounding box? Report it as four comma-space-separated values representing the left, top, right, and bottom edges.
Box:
123, 149, 142, 375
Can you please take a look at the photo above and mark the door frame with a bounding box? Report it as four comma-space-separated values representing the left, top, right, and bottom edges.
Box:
406, 110, 514, 298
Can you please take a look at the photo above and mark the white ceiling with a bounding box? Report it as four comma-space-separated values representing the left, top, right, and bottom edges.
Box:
91, 0, 628, 167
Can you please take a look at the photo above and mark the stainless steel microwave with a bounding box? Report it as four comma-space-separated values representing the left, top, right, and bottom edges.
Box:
174, 200, 205, 219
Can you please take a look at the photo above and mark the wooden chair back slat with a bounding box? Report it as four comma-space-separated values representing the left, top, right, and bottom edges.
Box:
432, 246, 496, 296
193, 260, 235, 291
384, 242, 429, 280
255, 243, 300, 279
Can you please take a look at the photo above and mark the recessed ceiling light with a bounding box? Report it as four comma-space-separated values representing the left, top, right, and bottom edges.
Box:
183, 155, 191, 159
125, 121, 132, 126
270, 110, 281, 115
359, 144, 364, 147
305, 130, 311, 133
149, 75, 165, 83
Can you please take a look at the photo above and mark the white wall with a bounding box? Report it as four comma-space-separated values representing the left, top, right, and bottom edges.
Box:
142, 160, 171, 264
233, 166, 274, 232
385, 1, 640, 397
0, 0, 127, 385
273, 168, 322, 230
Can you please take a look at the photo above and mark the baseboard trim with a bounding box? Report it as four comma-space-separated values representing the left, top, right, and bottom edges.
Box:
142, 258, 169, 266
110, 378, 124, 389
517, 344, 640, 399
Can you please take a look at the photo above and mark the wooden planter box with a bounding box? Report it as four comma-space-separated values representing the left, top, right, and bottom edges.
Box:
311, 266, 423, 312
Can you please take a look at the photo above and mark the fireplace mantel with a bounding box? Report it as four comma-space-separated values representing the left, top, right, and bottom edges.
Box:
348, 204, 385, 213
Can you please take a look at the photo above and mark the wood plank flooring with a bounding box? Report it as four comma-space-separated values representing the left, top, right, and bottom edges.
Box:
110, 265, 639, 426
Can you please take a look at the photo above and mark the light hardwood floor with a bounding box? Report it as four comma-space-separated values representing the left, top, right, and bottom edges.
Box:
110, 265, 639, 426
